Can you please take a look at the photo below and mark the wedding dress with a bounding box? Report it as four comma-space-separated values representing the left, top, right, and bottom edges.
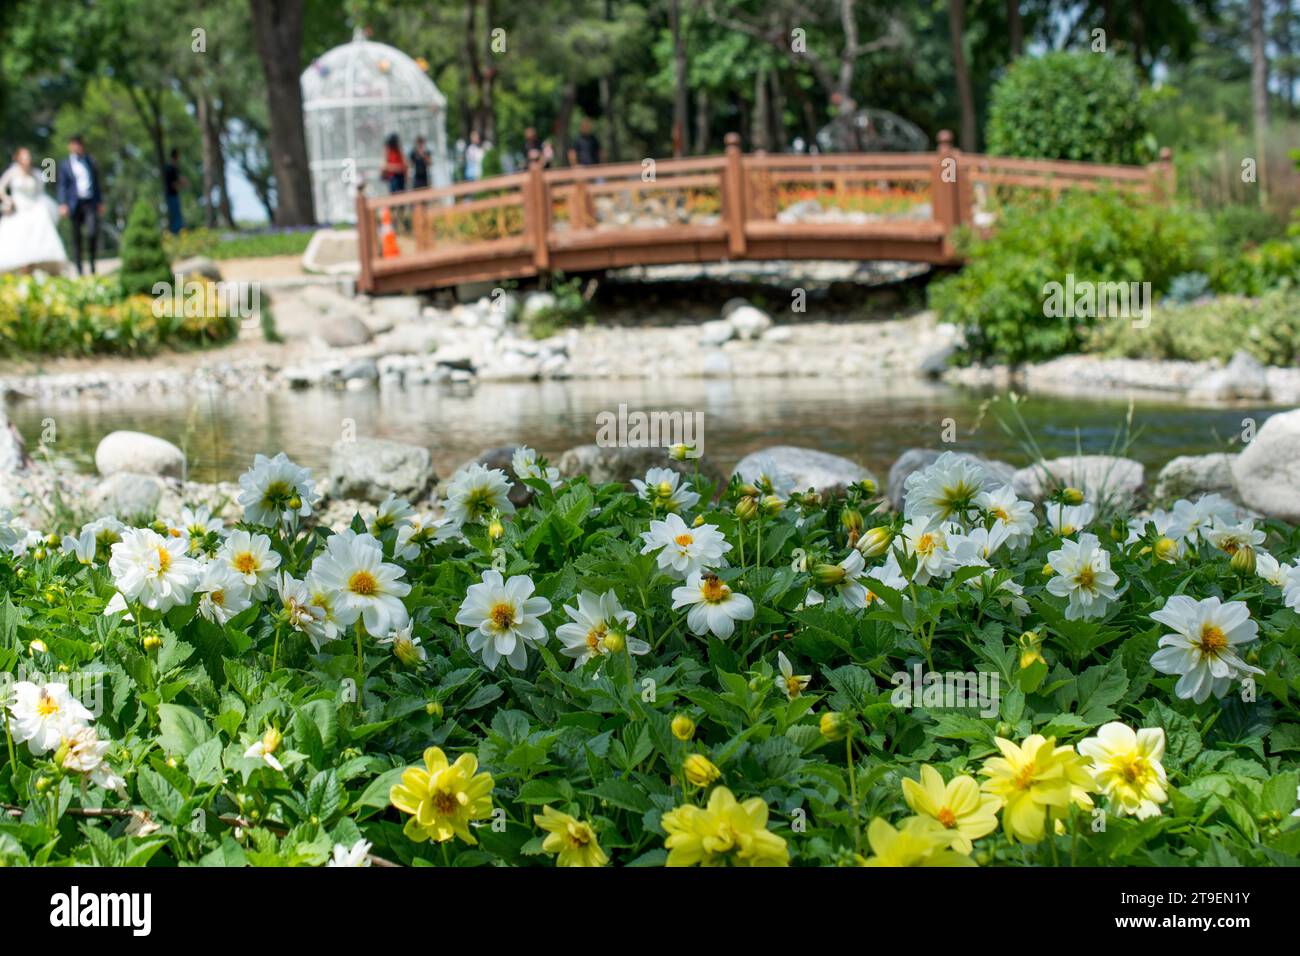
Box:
0, 164, 68, 274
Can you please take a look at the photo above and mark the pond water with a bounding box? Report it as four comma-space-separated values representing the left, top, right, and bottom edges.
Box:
5, 377, 1269, 486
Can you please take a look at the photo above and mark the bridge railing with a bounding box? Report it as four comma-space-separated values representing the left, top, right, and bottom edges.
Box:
355, 131, 1174, 293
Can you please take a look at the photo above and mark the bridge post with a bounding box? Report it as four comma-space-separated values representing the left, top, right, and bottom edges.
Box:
932, 129, 962, 259
355, 184, 376, 294
526, 155, 551, 271
722, 132, 748, 259
1147, 147, 1176, 201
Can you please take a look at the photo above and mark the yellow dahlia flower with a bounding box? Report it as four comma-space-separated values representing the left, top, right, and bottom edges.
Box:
534, 806, 608, 867
856, 816, 976, 867
661, 786, 789, 867
1077, 722, 1168, 819
902, 765, 1000, 853
979, 735, 1096, 844
390, 746, 495, 845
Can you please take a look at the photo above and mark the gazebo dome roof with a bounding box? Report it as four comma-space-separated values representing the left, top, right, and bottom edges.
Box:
302, 28, 446, 111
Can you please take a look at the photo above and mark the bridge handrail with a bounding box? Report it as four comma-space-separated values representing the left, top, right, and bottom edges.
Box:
355, 130, 1174, 293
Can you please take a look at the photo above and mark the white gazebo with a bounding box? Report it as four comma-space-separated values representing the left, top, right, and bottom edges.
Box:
301, 29, 451, 224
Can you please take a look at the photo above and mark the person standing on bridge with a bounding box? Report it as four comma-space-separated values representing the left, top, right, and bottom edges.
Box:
568, 118, 602, 167
382, 134, 408, 193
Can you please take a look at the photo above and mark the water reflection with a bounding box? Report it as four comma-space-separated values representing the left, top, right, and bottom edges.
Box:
6, 377, 1268, 484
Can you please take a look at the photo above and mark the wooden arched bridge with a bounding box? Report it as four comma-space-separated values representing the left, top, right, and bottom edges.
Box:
355, 131, 1174, 295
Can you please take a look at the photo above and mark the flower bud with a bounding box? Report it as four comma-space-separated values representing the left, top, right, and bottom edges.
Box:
393, 637, 424, 668
692, 514, 705, 528
600, 631, 625, 654
760, 495, 784, 516
668, 443, 696, 461
812, 563, 847, 587
487, 518, 505, 541
1231, 545, 1256, 576
655, 480, 675, 500
1041, 562, 1055, 577
425, 701, 444, 719
858, 479, 878, 496
1153, 536, 1180, 563
737, 483, 760, 499
1061, 487, 1085, 505
143, 634, 162, 651
671, 714, 695, 741
841, 508, 864, 535
288, 495, 302, 510
735, 496, 758, 521
261, 727, 282, 756
28, 639, 48, 655
683, 754, 722, 788
819, 711, 849, 741
1017, 631, 1044, 669
995, 721, 1014, 738
855, 526, 892, 558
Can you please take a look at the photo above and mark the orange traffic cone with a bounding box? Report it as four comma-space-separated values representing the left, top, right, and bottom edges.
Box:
380, 208, 400, 259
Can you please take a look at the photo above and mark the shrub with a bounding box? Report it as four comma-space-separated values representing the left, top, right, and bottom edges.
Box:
118, 198, 173, 298
0, 273, 238, 359
1083, 290, 1300, 365
1212, 236, 1300, 296
986, 52, 1153, 165
929, 190, 1213, 364
164, 226, 318, 261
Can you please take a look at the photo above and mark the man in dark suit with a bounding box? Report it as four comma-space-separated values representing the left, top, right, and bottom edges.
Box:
56, 135, 103, 275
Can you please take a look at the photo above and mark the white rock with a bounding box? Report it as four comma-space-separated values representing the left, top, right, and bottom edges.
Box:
1232, 408, 1300, 521
733, 446, 875, 495
95, 431, 185, 479
727, 305, 773, 340
698, 320, 734, 346
1154, 453, 1240, 504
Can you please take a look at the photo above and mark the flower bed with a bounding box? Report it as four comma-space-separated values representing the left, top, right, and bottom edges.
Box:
0, 449, 1296, 867
0, 274, 239, 359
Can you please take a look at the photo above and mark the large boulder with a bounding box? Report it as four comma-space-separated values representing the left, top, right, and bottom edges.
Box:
887, 448, 1016, 511
732, 446, 874, 496
557, 444, 718, 487
1013, 455, 1145, 505
92, 473, 163, 519
1188, 350, 1270, 402
1232, 408, 1300, 521
0, 407, 29, 475
95, 431, 185, 479
1154, 453, 1241, 504
273, 286, 373, 346
329, 438, 434, 503
727, 305, 773, 341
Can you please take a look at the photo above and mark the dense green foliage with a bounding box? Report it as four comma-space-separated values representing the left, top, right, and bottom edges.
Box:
163, 228, 318, 263
986, 52, 1153, 165
929, 191, 1212, 364
0, 274, 239, 359
117, 200, 174, 299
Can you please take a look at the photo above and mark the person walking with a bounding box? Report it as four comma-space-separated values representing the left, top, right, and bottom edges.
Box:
464, 130, 487, 182
56, 134, 103, 276
163, 148, 188, 234
382, 134, 407, 193
568, 117, 602, 167
409, 136, 431, 190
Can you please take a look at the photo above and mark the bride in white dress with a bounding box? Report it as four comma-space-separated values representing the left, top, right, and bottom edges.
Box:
0, 147, 69, 274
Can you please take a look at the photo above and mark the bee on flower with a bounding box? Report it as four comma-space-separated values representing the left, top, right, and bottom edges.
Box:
455, 569, 551, 671
631, 467, 700, 513
672, 571, 755, 639
555, 590, 647, 668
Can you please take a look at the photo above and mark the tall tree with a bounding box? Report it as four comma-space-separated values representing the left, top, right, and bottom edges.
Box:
948, 0, 977, 150
669, 0, 689, 156
249, 0, 315, 225
1250, 0, 1270, 201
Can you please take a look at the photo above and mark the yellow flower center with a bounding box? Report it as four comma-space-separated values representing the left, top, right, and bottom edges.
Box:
1076, 567, 1095, 589
586, 625, 608, 653
348, 570, 378, 596
490, 601, 516, 631
232, 552, 258, 574
1117, 755, 1152, 785
700, 575, 728, 603
432, 789, 459, 815
936, 807, 958, 828
1197, 624, 1228, 657
210, 590, 226, 606
1221, 540, 1240, 555
566, 824, 592, 848
36, 695, 59, 717
674, 533, 694, 547
785, 675, 803, 697
1013, 764, 1037, 790
916, 533, 936, 554
156, 547, 171, 573
991, 507, 1009, 522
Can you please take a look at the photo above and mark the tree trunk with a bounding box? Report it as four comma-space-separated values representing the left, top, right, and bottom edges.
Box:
1007, 0, 1023, 58
693, 88, 709, 155
948, 0, 977, 151
197, 94, 217, 227
670, 0, 688, 157
769, 69, 787, 151
248, 0, 314, 225
752, 66, 770, 151
556, 81, 577, 164
601, 0, 619, 159
1251, 0, 1270, 203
